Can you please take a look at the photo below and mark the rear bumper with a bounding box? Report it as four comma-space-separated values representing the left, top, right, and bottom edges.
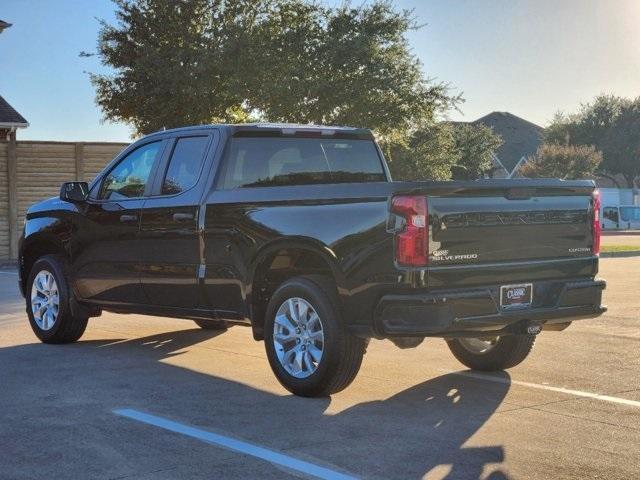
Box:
374, 279, 606, 337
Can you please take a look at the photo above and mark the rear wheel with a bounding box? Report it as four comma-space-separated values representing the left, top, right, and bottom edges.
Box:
193, 319, 228, 330
264, 276, 366, 397
26, 255, 88, 344
446, 334, 536, 371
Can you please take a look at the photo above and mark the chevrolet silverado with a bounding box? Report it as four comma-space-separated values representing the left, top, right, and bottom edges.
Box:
19, 124, 606, 396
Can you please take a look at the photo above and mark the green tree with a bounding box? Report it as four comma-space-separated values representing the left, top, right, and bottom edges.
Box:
519, 144, 602, 180
450, 123, 502, 180
545, 95, 640, 187
384, 122, 502, 181
545, 96, 626, 147
384, 123, 458, 181
89, 0, 457, 137
601, 102, 640, 188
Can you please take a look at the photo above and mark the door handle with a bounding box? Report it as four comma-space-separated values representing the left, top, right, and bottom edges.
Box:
119, 214, 138, 223
173, 213, 194, 222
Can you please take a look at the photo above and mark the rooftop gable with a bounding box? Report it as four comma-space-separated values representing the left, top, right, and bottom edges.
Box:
0, 95, 29, 128
471, 111, 543, 173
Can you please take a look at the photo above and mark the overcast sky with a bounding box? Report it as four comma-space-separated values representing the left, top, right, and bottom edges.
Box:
1, 0, 639, 141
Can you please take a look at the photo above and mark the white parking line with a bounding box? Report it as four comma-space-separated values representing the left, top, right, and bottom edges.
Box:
0, 271, 18, 275
113, 409, 358, 480
450, 370, 640, 408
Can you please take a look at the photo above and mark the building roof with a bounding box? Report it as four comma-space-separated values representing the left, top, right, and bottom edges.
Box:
0, 19, 12, 35
0, 94, 29, 128
471, 112, 544, 174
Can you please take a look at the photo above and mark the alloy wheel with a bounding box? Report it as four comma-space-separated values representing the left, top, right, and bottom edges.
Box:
31, 270, 59, 331
272, 297, 324, 378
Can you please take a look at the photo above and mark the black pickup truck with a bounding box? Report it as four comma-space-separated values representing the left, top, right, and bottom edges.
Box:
19, 124, 606, 397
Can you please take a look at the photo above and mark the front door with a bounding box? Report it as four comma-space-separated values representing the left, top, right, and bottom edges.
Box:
73, 139, 166, 304
138, 132, 216, 308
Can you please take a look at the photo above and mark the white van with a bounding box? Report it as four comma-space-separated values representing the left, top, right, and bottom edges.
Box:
602, 205, 640, 230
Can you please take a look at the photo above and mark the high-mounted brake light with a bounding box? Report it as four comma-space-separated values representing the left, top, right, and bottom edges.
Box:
391, 195, 428, 266
592, 190, 601, 255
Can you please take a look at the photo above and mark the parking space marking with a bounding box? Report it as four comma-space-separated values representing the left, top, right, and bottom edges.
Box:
0, 271, 18, 275
450, 370, 640, 408
113, 409, 358, 480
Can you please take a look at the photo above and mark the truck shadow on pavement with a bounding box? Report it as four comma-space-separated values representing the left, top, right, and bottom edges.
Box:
1, 327, 512, 480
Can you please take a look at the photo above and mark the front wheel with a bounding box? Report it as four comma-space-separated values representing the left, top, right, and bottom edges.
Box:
446, 334, 536, 371
26, 255, 88, 344
264, 276, 366, 397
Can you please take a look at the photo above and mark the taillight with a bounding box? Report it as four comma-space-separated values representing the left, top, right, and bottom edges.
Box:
592, 190, 601, 255
391, 195, 428, 266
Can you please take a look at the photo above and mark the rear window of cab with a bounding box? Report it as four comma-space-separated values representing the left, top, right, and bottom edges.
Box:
218, 137, 386, 189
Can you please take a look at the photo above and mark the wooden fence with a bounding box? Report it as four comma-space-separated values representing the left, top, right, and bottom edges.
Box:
0, 140, 128, 261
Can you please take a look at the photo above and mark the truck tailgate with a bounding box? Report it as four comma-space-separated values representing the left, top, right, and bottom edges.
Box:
428, 194, 595, 265
388, 180, 598, 267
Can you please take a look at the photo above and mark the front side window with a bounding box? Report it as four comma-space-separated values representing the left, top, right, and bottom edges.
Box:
100, 141, 162, 200
161, 136, 209, 195
219, 137, 385, 189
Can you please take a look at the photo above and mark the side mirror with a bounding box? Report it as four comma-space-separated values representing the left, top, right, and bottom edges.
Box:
60, 182, 89, 203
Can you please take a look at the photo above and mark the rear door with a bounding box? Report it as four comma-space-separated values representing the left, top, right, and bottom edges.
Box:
138, 131, 217, 308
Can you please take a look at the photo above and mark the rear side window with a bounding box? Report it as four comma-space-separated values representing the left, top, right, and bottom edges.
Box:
100, 141, 162, 200
162, 136, 209, 195
218, 137, 385, 189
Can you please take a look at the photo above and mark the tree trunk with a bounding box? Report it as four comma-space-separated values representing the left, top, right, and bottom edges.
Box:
623, 174, 636, 189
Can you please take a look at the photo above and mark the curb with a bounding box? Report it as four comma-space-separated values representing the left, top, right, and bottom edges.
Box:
602, 231, 640, 236
600, 251, 640, 258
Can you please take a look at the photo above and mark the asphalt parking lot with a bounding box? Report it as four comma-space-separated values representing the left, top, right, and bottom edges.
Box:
1, 258, 639, 480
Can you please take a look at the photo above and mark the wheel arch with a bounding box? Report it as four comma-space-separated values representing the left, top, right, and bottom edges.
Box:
247, 238, 346, 341
19, 233, 68, 298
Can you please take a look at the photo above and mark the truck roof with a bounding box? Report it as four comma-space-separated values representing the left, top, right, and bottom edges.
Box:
147, 123, 374, 139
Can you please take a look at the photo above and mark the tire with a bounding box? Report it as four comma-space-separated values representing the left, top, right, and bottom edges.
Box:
264, 276, 366, 397
193, 319, 228, 330
26, 255, 88, 344
446, 334, 536, 371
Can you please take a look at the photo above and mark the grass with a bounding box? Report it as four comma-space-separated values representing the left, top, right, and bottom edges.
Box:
601, 245, 640, 253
